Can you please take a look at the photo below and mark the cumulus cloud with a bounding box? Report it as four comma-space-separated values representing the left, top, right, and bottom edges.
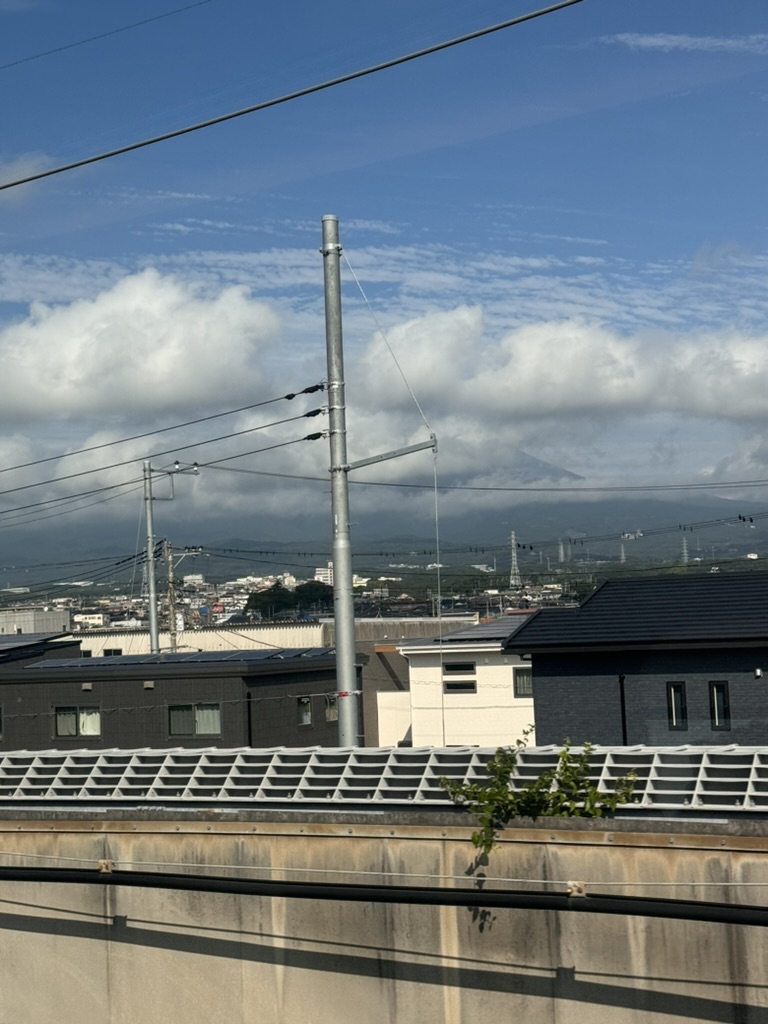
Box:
353, 310, 768, 427
0, 269, 281, 421
2, 237, 768, 537
344, 307, 768, 495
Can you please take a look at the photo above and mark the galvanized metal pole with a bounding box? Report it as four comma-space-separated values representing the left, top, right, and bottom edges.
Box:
166, 540, 178, 654
143, 461, 160, 655
321, 215, 360, 746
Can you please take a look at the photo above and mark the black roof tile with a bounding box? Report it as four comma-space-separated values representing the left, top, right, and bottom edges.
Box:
507, 573, 768, 650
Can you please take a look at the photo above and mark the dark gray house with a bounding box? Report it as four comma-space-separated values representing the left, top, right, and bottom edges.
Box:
507, 572, 768, 746
0, 633, 80, 666
0, 648, 345, 751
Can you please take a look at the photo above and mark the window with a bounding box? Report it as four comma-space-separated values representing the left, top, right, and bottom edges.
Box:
514, 667, 533, 697
297, 696, 312, 726
168, 703, 221, 736
442, 662, 477, 693
325, 695, 338, 723
103, 648, 122, 657
666, 682, 688, 731
55, 706, 101, 738
709, 681, 731, 731
80, 650, 93, 658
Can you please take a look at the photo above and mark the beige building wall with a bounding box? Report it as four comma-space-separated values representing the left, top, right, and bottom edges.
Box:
376, 691, 412, 746
386, 648, 535, 747
72, 622, 325, 657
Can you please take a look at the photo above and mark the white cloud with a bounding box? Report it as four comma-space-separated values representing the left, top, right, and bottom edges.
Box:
2, 236, 768, 535
606, 33, 768, 56
0, 269, 281, 421
0, 153, 52, 201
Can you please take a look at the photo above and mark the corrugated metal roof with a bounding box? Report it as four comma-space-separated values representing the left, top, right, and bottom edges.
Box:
508, 573, 768, 649
0, 743, 761, 814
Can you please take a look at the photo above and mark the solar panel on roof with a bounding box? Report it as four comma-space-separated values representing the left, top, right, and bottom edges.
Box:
23, 648, 331, 670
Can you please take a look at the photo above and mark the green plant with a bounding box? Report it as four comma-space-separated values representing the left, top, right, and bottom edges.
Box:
440, 730, 636, 854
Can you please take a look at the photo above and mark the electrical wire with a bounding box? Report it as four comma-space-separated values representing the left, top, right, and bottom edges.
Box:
1, 848, 766, 892
0, 384, 324, 479
0, 484, 145, 531
343, 252, 432, 433
0, 478, 143, 520
8, 553, 147, 597
0, 0, 584, 192
0, 1, 219, 73
190, 462, 768, 496
0, 866, 763, 927
0, 409, 325, 501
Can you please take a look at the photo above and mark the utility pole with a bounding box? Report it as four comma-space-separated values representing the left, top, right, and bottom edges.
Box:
143, 461, 160, 655
320, 215, 437, 746
166, 540, 178, 653
322, 215, 359, 746
143, 461, 198, 657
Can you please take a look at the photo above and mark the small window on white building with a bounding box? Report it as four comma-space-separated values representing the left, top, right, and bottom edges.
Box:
514, 668, 533, 697
442, 662, 477, 693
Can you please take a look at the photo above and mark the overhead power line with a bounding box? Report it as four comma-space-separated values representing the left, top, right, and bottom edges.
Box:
0, 383, 324, 479
0, 409, 325, 502
0, 0, 584, 192
0, 1, 219, 73
199, 462, 768, 495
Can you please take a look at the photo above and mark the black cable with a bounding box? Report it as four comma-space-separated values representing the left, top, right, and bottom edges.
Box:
0, 0, 584, 192
0, 384, 324, 479
0, 479, 142, 519
199, 463, 768, 495
0, 484, 145, 531
11, 552, 147, 597
0, 1, 219, 73
0, 410, 325, 501
0, 867, 765, 928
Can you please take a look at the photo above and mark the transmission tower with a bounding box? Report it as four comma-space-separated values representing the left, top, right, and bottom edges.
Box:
509, 531, 522, 589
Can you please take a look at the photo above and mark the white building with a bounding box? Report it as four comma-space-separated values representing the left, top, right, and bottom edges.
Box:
379, 614, 536, 747
72, 613, 110, 630
0, 607, 72, 635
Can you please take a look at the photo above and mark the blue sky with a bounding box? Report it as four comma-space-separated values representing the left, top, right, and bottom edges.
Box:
0, 0, 767, 550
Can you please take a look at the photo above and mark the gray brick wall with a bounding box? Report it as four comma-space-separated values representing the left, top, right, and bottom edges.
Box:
533, 648, 768, 746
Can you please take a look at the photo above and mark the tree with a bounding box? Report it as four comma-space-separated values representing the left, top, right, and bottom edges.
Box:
294, 581, 334, 611
243, 581, 296, 618
440, 731, 636, 855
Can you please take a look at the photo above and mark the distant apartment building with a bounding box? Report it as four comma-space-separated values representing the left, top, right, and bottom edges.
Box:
314, 562, 334, 586
72, 613, 110, 630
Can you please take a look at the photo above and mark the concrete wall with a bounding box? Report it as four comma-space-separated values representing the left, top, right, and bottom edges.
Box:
0, 811, 764, 1023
